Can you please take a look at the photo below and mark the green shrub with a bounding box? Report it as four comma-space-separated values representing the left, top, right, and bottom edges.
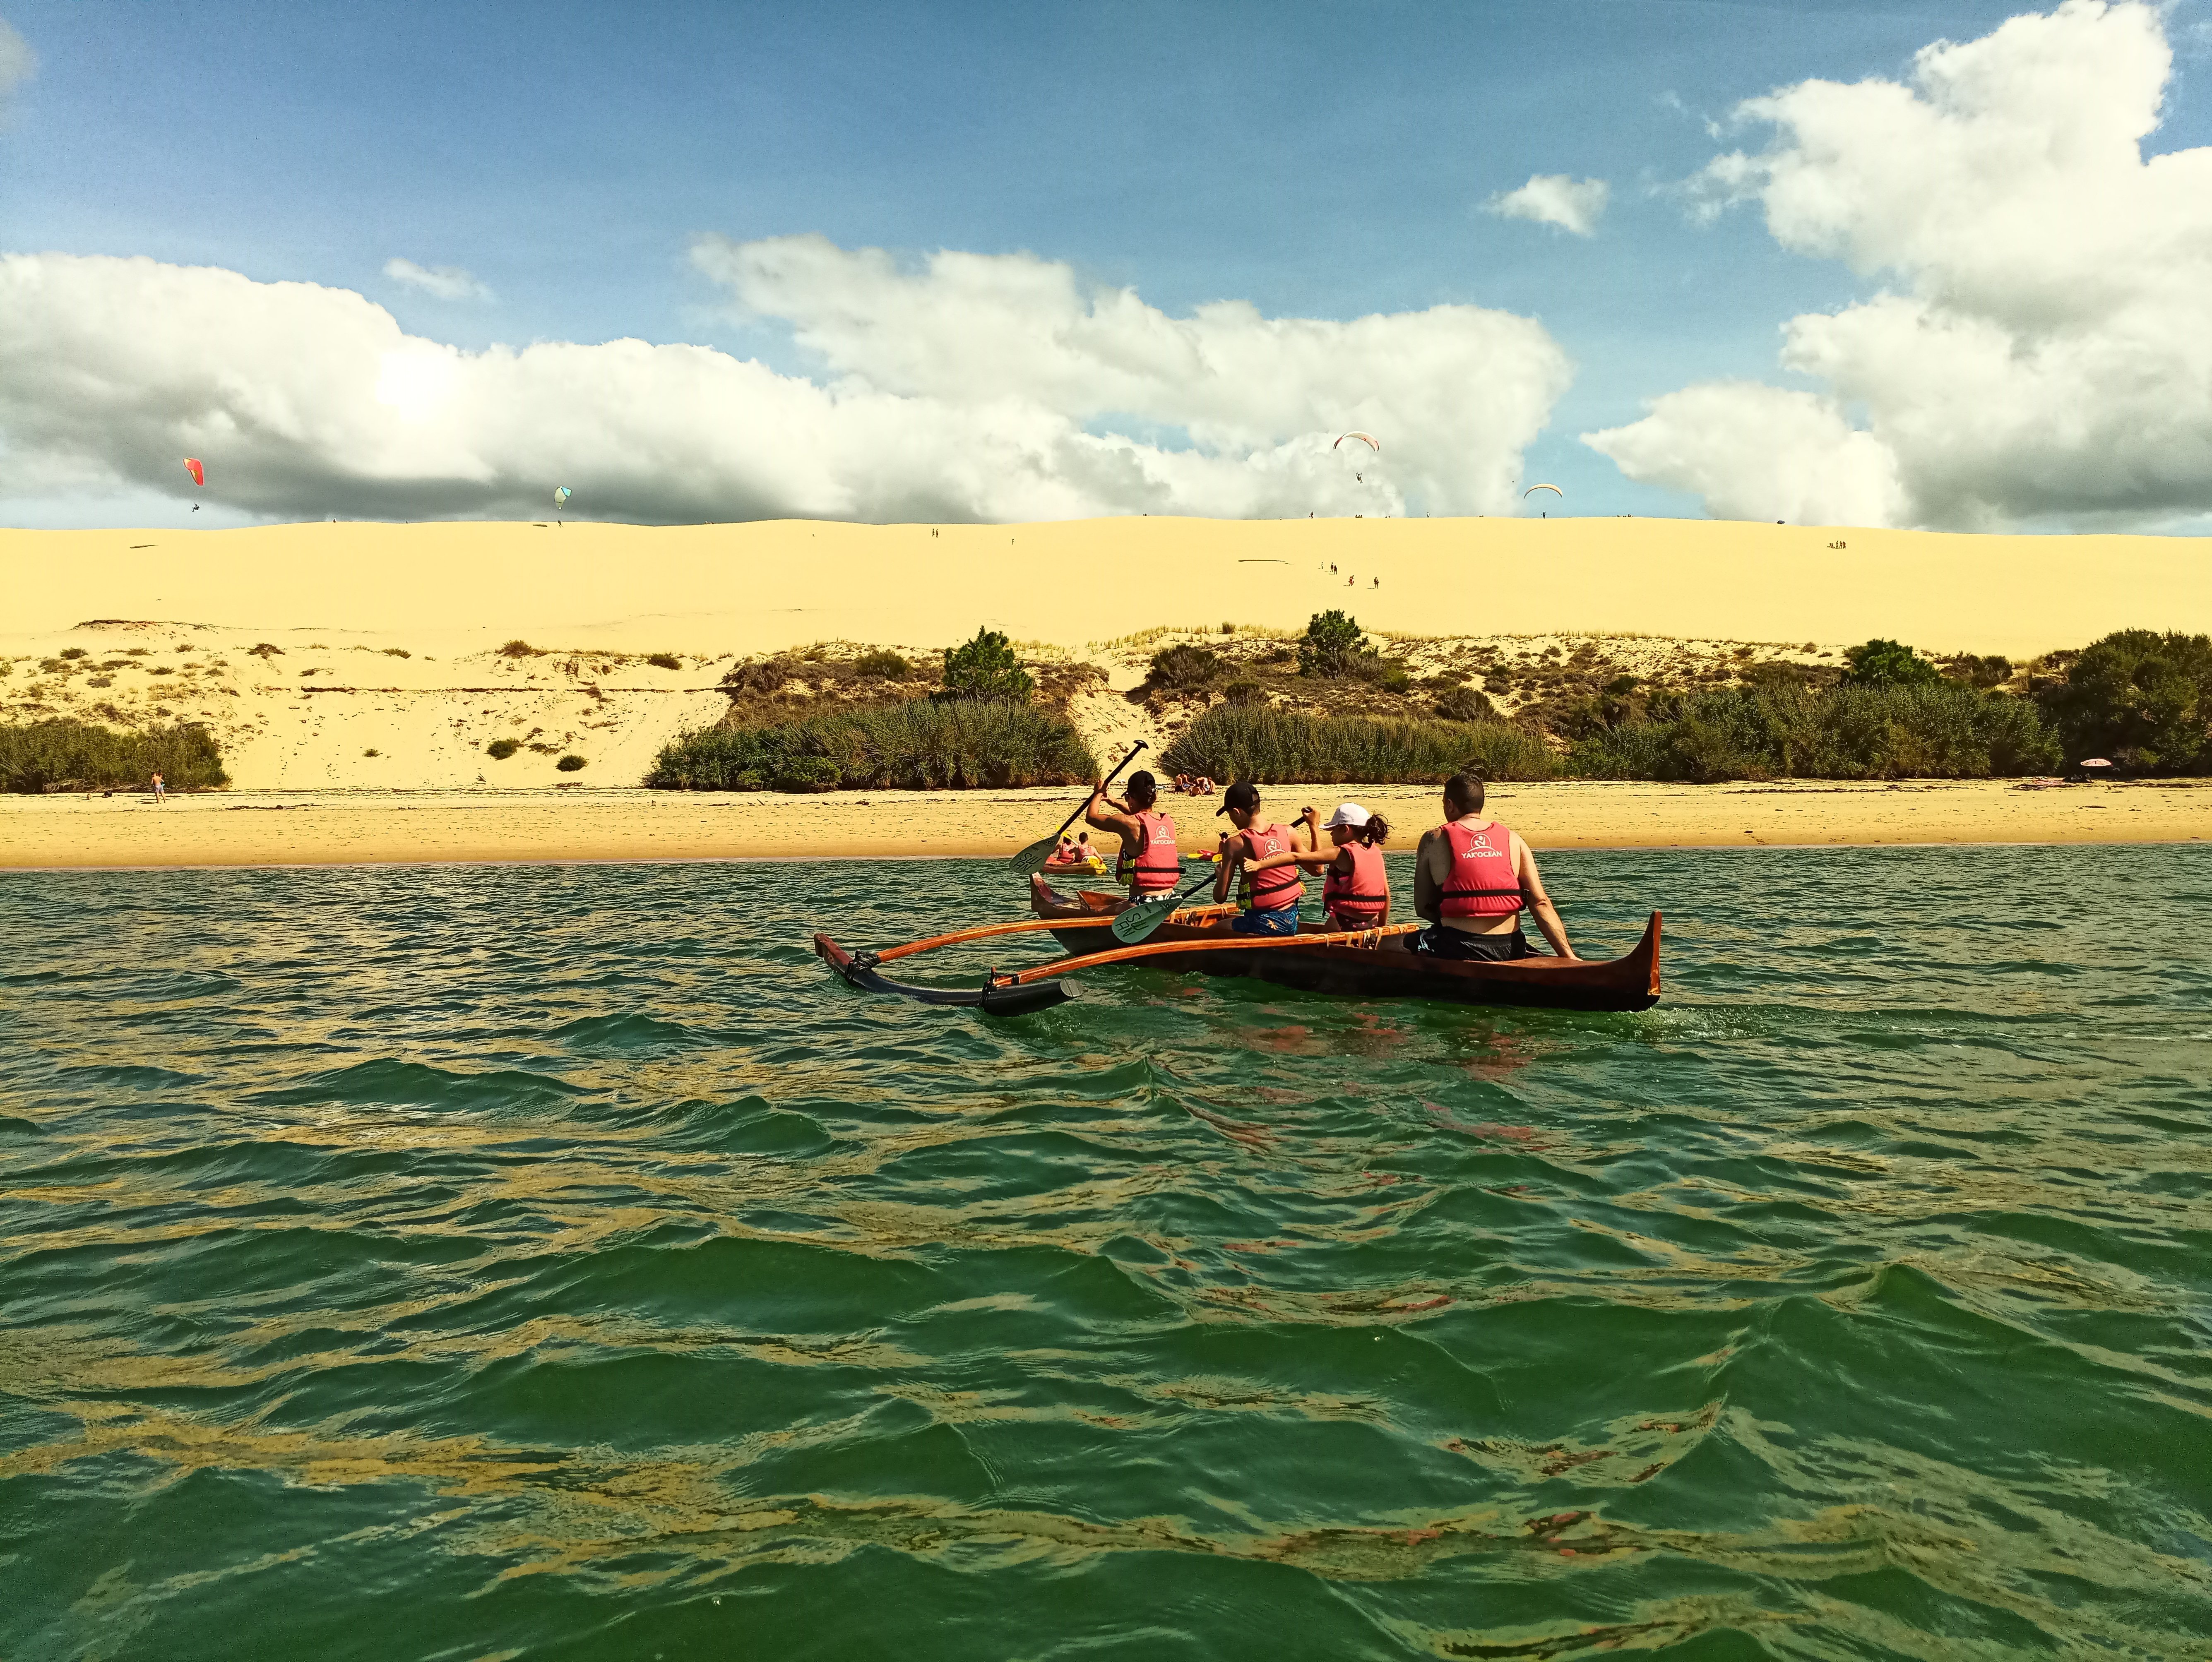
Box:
555, 754, 586, 772
0, 719, 229, 793
498, 639, 540, 658
1943, 653, 2010, 689
1148, 642, 1219, 689
646, 653, 682, 670
647, 699, 1095, 791
381, 647, 411, 659
248, 643, 283, 658
59, 647, 87, 661
1842, 638, 1940, 688
939, 628, 1033, 702
1570, 681, 2059, 782
1298, 610, 1366, 677
721, 657, 796, 697
1159, 704, 1556, 785
1222, 680, 1268, 706
485, 738, 520, 760
1434, 684, 1498, 722
2036, 629, 2212, 773
854, 648, 911, 680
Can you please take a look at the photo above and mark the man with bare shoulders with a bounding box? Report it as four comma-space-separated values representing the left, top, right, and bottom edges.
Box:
1405, 773, 1575, 961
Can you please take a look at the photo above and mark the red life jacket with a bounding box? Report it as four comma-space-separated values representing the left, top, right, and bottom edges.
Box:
1123, 808, 1181, 893
1235, 822, 1305, 912
1438, 818, 1524, 917
1322, 841, 1388, 925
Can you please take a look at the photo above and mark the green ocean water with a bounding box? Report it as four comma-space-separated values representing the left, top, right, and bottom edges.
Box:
2, 845, 2209, 1660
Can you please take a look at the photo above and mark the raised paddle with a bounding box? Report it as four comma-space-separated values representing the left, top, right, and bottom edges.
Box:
1008, 740, 1145, 877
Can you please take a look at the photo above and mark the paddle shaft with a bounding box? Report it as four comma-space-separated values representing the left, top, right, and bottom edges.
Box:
1009, 740, 1145, 872
876, 901, 1242, 964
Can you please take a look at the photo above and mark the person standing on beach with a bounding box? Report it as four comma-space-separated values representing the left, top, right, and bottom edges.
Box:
1405, 773, 1574, 961
151, 771, 166, 805
1213, 783, 1310, 934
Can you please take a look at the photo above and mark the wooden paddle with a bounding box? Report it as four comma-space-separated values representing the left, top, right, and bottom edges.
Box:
1008, 741, 1145, 876
1109, 865, 1225, 944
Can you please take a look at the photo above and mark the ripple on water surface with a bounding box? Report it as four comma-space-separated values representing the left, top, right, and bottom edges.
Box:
2, 846, 2209, 1660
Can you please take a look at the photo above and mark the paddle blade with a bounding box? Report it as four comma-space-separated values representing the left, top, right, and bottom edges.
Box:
1110, 895, 1183, 944
1008, 836, 1063, 876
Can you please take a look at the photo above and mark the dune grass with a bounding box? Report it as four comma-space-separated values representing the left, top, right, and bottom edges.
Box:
1159, 704, 1558, 784
647, 699, 1097, 791
0, 719, 229, 793
1570, 682, 2060, 782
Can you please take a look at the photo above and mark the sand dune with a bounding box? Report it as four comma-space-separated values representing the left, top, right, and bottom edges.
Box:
6, 516, 2205, 660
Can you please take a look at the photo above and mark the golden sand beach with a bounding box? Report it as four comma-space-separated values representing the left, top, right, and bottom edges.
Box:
3, 779, 2201, 872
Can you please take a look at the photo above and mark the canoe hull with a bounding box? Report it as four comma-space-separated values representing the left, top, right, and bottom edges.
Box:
1033, 888, 1661, 1013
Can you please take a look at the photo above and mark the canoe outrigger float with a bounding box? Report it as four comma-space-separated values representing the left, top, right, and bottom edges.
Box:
813, 882, 1663, 1018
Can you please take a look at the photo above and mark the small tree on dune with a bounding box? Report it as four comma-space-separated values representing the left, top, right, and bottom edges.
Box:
1298, 610, 1366, 678
938, 627, 1034, 703
1841, 639, 1940, 688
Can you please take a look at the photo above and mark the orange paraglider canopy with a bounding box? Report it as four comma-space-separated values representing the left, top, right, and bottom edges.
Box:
184, 458, 205, 488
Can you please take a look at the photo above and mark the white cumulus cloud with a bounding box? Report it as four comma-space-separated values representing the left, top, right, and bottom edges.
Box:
383, 257, 494, 302
1587, 0, 2212, 529
1486, 174, 1609, 237
0, 239, 1571, 524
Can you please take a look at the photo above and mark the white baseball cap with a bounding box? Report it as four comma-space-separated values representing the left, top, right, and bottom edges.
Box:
1322, 802, 1371, 829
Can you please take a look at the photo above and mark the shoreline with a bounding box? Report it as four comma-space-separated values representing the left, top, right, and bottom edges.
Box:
3, 779, 2202, 873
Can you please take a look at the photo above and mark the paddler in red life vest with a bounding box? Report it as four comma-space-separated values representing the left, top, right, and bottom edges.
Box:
1079, 769, 1183, 900
1239, 802, 1393, 931
1212, 781, 1311, 935
1406, 772, 1575, 961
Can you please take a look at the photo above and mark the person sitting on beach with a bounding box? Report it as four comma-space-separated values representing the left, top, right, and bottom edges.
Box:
1241, 802, 1392, 931
1213, 782, 1310, 935
1075, 769, 1181, 899
1187, 773, 1215, 796
1403, 773, 1575, 961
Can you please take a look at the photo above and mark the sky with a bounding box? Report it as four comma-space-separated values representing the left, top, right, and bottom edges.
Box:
1, 0, 2208, 531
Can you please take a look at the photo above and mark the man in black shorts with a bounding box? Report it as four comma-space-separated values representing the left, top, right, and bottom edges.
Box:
1405, 773, 1576, 961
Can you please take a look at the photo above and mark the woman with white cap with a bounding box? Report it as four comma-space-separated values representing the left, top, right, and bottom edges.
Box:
1241, 801, 1393, 932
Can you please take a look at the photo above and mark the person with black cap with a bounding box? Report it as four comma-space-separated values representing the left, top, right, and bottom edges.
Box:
1079, 770, 1183, 899
1212, 782, 1312, 934
1407, 773, 1575, 961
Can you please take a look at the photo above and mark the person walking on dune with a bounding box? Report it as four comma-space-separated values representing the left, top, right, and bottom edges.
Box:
1404, 773, 1575, 961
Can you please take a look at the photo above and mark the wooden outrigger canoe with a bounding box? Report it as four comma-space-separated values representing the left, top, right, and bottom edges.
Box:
811, 883, 1662, 1017
1027, 885, 1661, 1013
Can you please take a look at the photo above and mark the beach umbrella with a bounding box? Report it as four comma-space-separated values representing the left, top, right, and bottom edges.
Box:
184, 457, 204, 488
2081, 758, 2112, 768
